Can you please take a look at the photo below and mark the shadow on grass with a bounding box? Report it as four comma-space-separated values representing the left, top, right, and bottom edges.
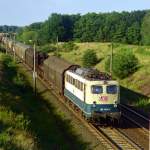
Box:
0, 54, 90, 150
120, 86, 150, 114
120, 86, 148, 103
97, 57, 104, 64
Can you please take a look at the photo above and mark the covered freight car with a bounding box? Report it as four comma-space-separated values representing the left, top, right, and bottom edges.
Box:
43, 56, 78, 94
14, 42, 31, 61
25, 48, 47, 69
0, 34, 3, 42
8, 39, 14, 50
2, 37, 9, 48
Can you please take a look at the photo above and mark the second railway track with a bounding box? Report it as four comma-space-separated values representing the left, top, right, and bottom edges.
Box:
119, 104, 150, 136
97, 126, 143, 150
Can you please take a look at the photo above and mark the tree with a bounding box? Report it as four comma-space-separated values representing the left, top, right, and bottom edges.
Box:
46, 13, 65, 42
105, 49, 139, 79
21, 31, 38, 44
126, 22, 141, 44
82, 49, 98, 67
61, 14, 80, 41
16, 10, 148, 45
0, 25, 19, 33
74, 13, 100, 42
27, 22, 42, 31
141, 11, 150, 45
113, 22, 127, 43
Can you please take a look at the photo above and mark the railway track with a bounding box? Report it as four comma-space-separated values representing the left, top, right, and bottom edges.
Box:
119, 104, 149, 136
96, 126, 143, 150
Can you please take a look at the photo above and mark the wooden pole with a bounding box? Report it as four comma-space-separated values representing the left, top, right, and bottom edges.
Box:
110, 43, 113, 76
13, 35, 16, 62
33, 43, 37, 95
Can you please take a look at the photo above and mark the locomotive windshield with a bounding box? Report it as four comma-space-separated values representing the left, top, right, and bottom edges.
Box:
91, 85, 103, 94
106, 85, 117, 94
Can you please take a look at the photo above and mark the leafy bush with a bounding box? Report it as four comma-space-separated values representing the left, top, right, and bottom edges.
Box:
136, 98, 150, 112
0, 132, 10, 146
82, 49, 98, 67
0, 107, 30, 130
141, 12, 150, 45
62, 41, 78, 52
105, 49, 139, 79
0, 45, 5, 53
53, 51, 61, 57
13, 73, 26, 86
0, 107, 32, 149
40, 44, 57, 53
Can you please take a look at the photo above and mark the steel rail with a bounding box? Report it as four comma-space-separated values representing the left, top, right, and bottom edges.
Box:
119, 104, 149, 121
119, 104, 149, 136
98, 127, 143, 150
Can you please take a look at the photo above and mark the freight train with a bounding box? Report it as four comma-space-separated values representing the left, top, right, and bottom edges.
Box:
0, 35, 121, 123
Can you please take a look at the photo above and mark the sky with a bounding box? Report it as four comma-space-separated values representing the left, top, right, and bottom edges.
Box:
0, 0, 150, 26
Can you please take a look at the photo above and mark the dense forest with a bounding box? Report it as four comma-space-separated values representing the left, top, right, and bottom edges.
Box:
15, 10, 150, 45
0, 25, 19, 33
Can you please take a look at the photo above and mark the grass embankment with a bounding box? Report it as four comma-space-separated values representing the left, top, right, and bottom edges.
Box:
0, 53, 88, 150
51, 42, 150, 112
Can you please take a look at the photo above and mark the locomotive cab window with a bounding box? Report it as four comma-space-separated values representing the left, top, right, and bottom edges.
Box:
91, 85, 103, 94
106, 85, 117, 94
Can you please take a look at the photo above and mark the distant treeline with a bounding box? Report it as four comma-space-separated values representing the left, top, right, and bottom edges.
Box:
16, 10, 150, 45
0, 25, 19, 33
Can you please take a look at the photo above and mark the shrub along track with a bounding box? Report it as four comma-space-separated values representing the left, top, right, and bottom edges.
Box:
0, 54, 38, 150
0, 60, 3, 80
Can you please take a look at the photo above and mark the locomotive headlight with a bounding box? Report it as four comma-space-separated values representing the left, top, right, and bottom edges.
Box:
114, 101, 117, 107
93, 101, 96, 108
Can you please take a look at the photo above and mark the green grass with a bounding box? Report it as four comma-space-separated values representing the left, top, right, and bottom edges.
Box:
135, 98, 150, 112
50, 42, 150, 112
0, 107, 34, 150
0, 53, 88, 150
0, 54, 36, 149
